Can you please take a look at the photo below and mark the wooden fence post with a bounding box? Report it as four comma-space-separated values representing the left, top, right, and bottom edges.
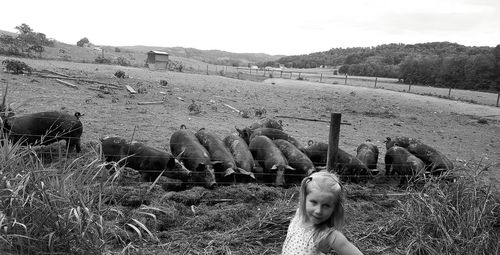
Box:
298, 72, 301, 79
280, 71, 283, 78
326, 113, 341, 172
448, 87, 452, 98
374, 77, 378, 88
408, 84, 412, 93
344, 74, 347, 85
206, 65, 209, 75
496, 92, 500, 107
290, 72, 292, 79
320, 73, 323, 83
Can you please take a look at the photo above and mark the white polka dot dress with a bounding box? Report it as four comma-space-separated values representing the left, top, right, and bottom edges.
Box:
282, 216, 322, 255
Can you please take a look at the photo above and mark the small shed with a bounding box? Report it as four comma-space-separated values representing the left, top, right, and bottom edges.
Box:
146, 50, 170, 70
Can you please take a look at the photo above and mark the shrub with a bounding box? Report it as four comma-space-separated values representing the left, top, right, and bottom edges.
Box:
115, 57, 130, 66
114, 70, 126, 79
94, 56, 111, 64
2, 59, 33, 74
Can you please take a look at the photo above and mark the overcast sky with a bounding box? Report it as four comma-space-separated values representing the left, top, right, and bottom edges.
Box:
1, 0, 499, 55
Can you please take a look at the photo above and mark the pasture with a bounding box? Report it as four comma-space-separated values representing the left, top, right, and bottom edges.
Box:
1, 56, 499, 254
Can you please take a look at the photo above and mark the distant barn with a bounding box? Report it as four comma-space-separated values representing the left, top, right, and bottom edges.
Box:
146, 50, 170, 70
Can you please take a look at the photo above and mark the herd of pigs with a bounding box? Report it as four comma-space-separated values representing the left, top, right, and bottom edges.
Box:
0, 95, 455, 188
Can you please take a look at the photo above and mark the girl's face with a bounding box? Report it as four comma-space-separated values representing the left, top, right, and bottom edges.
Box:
305, 189, 336, 225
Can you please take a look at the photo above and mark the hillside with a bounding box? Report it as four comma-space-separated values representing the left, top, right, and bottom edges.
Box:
0, 28, 281, 67
267, 42, 500, 92
120, 45, 283, 66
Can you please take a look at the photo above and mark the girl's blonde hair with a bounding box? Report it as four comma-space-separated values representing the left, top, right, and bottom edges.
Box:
297, 170, 345, 230
295, 171, 345, 252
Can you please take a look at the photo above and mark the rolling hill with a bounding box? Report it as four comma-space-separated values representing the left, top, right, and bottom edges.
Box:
0, 29, 282, 67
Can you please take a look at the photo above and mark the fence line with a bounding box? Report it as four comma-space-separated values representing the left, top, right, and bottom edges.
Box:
176, 63, 500, 107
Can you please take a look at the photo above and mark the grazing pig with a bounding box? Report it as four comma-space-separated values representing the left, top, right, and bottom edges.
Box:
336, 149, 372, 183
249, 135, 294, 187
303, 140, 329, 167
248, 117, 283, 131
100, 136, 191, 182
195, 128, 255, 184
385, 137, 453, 175
356, 140, 379, 170
273, 139, 315, 184
170, 125, 217, 189
223, 133, 256, 178
2, 111, 83, 153
236, 127, 304, 151
384, 136, 421, 150
385, 145, 426, 186
406, 143, 454, 176
303, 140, 371, 183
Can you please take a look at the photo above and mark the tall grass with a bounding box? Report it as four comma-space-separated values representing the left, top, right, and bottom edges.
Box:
1, 137, 499, 254
385, 161, 500, 255
0, 139, 159, 254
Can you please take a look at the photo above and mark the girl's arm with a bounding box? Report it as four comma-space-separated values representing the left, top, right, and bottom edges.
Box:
323, 230, 363, 255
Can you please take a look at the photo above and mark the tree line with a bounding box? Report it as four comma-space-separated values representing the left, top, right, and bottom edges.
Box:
258, 42, 500, 92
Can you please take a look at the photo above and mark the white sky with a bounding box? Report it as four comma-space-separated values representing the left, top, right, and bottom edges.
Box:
1, 0, 499, 55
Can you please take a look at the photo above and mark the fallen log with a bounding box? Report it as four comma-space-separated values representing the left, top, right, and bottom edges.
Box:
55, 79, 78, 89
41, 69, 69, 77
222, 103, 240, 113
32, 73, 121, 89
275, 115, 351, 125
137, 101, 164, 105
125, 85, 137, 94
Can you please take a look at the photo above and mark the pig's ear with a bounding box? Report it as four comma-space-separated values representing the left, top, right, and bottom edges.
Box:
224, 168, 235, 177
235, 127, 243, 136
271, 164, 278, 170
238, 168, 256, 179
286, 165, 295, 171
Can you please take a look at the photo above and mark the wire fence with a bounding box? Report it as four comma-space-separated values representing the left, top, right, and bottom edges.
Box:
0, 133, 453, 175
173, 63, 500, 108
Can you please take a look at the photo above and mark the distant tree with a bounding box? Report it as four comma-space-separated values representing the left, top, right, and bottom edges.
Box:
493, 45, 500, 91
338, 65, 349, 74
15, 23, 33, 34
77, 37, 90, 47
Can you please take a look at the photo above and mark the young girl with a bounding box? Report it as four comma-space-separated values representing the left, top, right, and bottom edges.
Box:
282, 171, 363, 255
